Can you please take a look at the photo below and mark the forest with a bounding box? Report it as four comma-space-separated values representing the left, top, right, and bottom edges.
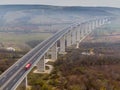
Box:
0, 49, 26, 74
27, 42, 120, 90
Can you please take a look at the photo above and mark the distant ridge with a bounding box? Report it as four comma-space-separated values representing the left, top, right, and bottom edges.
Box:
0, 5, 119, 16
0, 5, 119, 10
0, 5, 120, 32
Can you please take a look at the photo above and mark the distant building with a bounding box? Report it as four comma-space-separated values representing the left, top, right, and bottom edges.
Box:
81, 52, 91, 55
6, 47, 16, 51
81, 51, 95, 56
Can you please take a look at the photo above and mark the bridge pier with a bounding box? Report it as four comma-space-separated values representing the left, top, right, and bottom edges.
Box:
36, 56, 45, 72
91, 21, 95, 30
88, 22, 92, 33
59, 36, 66, 54
95, 20, 97, 28
16, 76, 28, 90
80, 25, 84, 40
76, 26, 81, 48
82, 24, 85, 36
83, 24, 87, 36
43, 49, 51, 60
66, 31, 72, 47
72, 30, 77, 45
24, 76, 28, 90
51, 43, 57, 61
85, 23, 88, 35
83, 23, 90, 37
100, 19, 104, 25
98, 20, 102, 27
94, 21, 97, 29
103, 19, 105, 25
97, 19, 100, 26
87, 23, 90, 33
105, 18, 109, 23
98, 19, 101, 26
105, 18, 108, 24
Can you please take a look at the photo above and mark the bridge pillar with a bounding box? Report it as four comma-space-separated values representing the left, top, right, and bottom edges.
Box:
104, 18, 108, 24
86, 23, 90, 33
101, 19, 104, 26
100, 19, 104, 25
103, 18, 106, 24
80, 29, 82, 40
36, 56, 45, 72
98, 19, 101, 26
84, 23, 87, 36
59, 36, 66, 54
97, 20, 100, 26
25, 76, 28, 90
66, 31, 72, 47
97, 19, 100, 27
16, 76, 28, 90
92, 21, 95, 30
88, 22, 92, 32
83, 23, 86, 36
51, 42, 57, 61
93, 21, 95, 28
72, 30, 77, 45
80, 24, 84, 40
104, 19, 107, 24
107, 18, 111, 24
76, 26, 80, 48
98, 20, 101, 27
95, 20, 99, 28
45, 50, 50, 59
86, 23, 90, 35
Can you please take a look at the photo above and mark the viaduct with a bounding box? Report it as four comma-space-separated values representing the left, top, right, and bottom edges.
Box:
0, 17, 112, 90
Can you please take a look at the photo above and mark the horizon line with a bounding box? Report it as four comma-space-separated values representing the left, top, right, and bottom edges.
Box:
0, 4, 119, 8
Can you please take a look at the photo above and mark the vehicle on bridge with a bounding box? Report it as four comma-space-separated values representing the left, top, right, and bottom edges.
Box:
25, 63, 31, 70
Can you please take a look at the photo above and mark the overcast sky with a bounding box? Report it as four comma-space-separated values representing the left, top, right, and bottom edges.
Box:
0, 0, 120, 8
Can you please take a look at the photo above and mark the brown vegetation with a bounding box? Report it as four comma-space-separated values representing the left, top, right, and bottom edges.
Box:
0, 49, 26, 74
53, 48, 120, 90
28, 42, 120, 90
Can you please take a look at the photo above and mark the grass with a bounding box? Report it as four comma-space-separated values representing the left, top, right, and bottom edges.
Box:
0, 32, 52, 43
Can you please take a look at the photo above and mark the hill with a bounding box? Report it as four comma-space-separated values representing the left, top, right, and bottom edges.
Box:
0, 5, 120, 33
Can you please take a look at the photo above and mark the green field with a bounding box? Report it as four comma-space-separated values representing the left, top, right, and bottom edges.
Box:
0, 32, 52, 43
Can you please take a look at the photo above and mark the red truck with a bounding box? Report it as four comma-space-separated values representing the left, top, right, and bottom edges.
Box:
25, 63, 31, 70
